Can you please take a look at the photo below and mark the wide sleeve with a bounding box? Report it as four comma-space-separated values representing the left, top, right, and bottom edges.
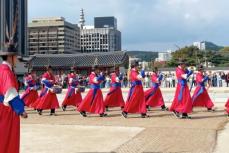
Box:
1, 70, 18, 106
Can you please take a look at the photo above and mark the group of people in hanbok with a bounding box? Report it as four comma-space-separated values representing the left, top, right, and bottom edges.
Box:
1, 49, 229, 153
18, 60, 229, 120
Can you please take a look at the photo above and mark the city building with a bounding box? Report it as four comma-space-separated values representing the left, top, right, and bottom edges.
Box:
28, 17, 80, 55
155, 50, 172, 62
79, 10, 121, 53
94, 17, 117, 29
0, 0, 28, 56
193, 41, 222, 51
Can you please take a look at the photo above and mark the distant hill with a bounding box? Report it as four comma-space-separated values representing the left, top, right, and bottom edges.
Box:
126, 51, 158, 62
204, 41, 223, 51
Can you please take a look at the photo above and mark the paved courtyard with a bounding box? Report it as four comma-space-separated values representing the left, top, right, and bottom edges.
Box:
21, 87, 229, 153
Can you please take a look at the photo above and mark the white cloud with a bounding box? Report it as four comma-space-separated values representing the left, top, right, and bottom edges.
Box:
28, 0, 229, 50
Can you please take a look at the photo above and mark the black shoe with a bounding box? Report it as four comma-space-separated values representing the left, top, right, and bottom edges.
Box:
172, 111, 180, 118
50, 113, 57, 116
37, 110, 42, 115
62, 106, 66, 111
227, 114, 229, 117
80, 111, 87, 117
207, 108, 215, 112
122, 112, 128, 118
100, 113, 108, 117
141, 113, 148, 118
180, 115, 192, 119
105, 106, 109, 112
161, 105, 169, 111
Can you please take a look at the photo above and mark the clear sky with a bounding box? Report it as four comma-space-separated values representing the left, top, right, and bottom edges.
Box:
28, 0, 229, 51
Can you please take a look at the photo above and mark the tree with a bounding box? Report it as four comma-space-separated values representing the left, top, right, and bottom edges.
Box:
167, 46, 229, 67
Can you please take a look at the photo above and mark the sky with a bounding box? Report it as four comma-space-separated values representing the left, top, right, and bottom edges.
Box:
28, 0, 229, 51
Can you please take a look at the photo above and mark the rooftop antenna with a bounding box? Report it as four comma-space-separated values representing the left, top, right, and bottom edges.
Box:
79, 8, 85, 29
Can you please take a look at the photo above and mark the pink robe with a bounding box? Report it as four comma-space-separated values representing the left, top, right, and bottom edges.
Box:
123, 68, 147, 114
21, 75, 39, 108
144, 72, 165, 107
104, 73, 125, 108
0, 64, 20, 153
77, 72, 105, 114
170, 67, 192, 113
62, 73, 82, 107
192, 72, 214, 109
225, 98, 229, 114
32, 72, 59, 110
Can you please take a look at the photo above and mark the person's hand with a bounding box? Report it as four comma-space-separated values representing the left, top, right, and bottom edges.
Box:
21, 112, 28, 119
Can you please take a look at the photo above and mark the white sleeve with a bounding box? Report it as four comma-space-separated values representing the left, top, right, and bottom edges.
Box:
69, 78, 73, 84
115, 77, 120, 82
93, 77, 98, 83
181, 74, 187, 79
41, 78, 46, 84
137, 74, 142, 80
3, 87, 18, 106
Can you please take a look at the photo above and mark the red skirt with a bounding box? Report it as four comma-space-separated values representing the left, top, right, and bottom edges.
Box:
35, 90, 59, 110
170, 84, 192, 113
124, 85, 147, 114
62, 87, 82, 107
78, 89, 105, 114
0, 103, 20, 153
225, 98, 229, 113
192, 87, 214, 109
104, 87, 125, 108
144, 87, 165, 107
21, 89, 39, 108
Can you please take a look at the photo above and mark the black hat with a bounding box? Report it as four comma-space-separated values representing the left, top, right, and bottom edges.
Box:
153, 67, 158, 72
0, 42, 18, 56
131, 61, 139, 68
198, 65, 204, 71
178, 59, 186, 65
46, 65, 52, 70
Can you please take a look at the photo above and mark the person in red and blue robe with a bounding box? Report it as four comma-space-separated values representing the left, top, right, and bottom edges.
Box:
104, 68, 125, 111
225, 98, 229, 117
77, 67, 107, 117
122, 62, 147, 118
62, 69, 82, 111
145, 67, 168, 111
33, 66, 59, 115
170, 60, 193, 119
192, 65, 214, 111
21, 72, 39, 108
0, 47, 28, 153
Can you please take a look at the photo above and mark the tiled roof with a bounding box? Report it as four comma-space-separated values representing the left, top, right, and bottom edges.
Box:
30, 51, 129, 68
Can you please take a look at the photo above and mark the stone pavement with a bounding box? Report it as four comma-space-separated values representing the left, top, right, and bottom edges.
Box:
20, 88, 229, 153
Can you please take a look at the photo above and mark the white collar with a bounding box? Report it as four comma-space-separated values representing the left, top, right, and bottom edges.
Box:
2, 61, 12, 71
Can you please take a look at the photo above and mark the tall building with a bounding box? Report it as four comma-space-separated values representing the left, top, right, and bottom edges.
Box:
80, 27, 121, 53
28, 17, 80, 55
0, 0, 28, 56
80, 10, 121, 53
94, 17, 117, 29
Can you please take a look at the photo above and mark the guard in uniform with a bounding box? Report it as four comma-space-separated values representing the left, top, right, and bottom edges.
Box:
21, 71, 39, 108
33, 66, 59, 115
0, 39, 28, 153
104, 67, 125, 111
122, 62, 147, 118
78, 66, 107, 117
145, 67, 168, 111
192, 65, 215, 111
62, 68, 82, 111
170, 60, 193, 119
